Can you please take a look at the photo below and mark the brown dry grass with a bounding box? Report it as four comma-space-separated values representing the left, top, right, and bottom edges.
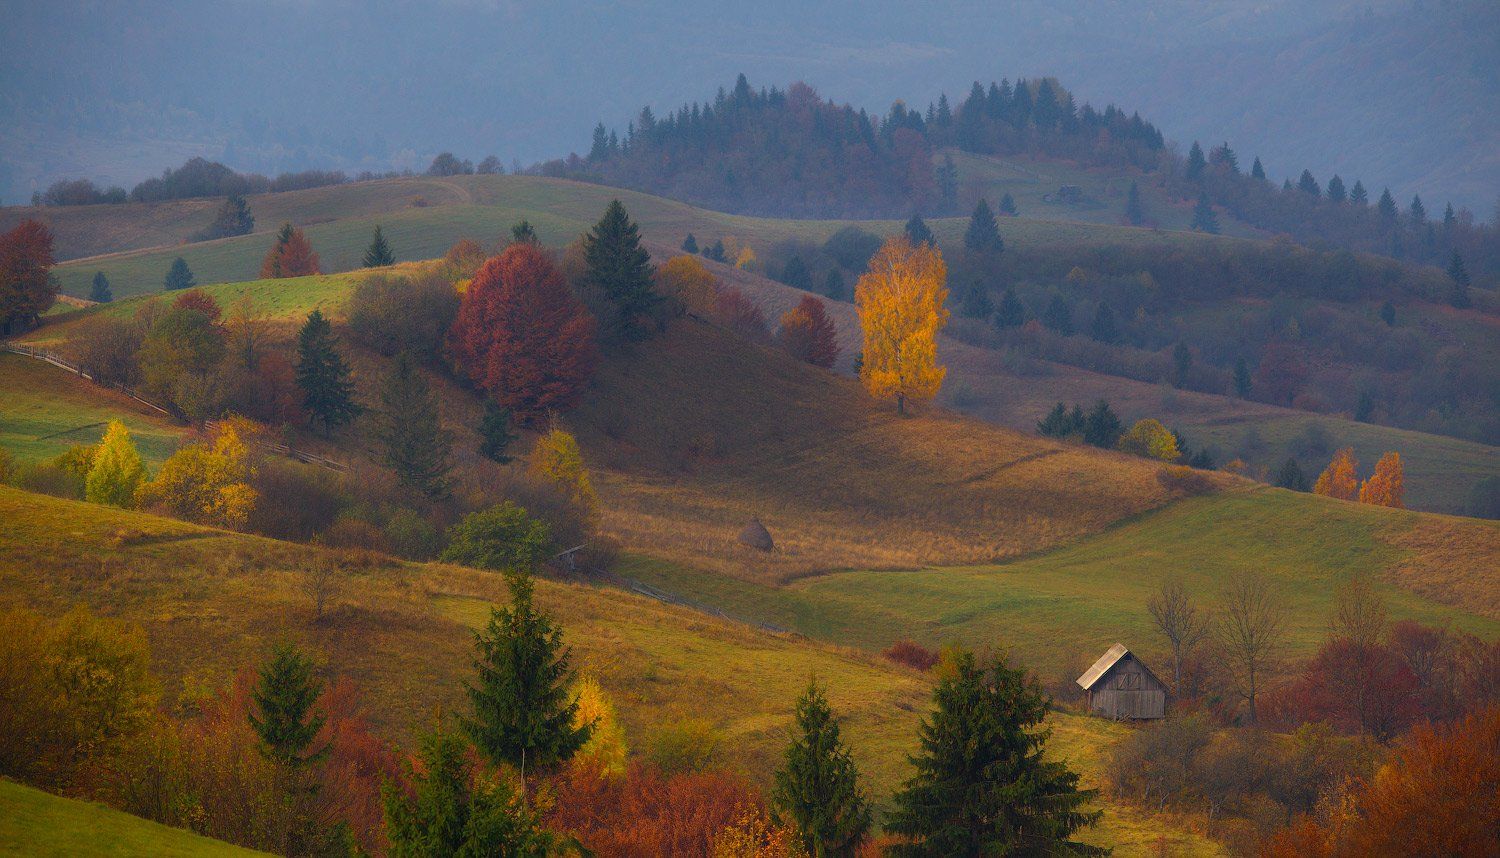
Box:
1380, 513, 1500, 620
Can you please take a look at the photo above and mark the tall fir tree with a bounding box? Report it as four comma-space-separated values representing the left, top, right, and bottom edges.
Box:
464, 571, 592, 793
1409, 195, 1427, 226
583, 199, 660, 339
823, 268, 845, 301
886, 649, 1103, 856
1377, 188, 1398, 222
1124, 180, 1145, 225
1090, 302, 1118, 343
781, 254, 813, 290
963, 199, 1003, 253
89, 271, 112, 302
772, 682, 872, 857
1442, 202, 1457, 231
164, 256, 195, 291
249, 643, 328, 768
202, 193, 254, 239
1191, 192, 1220, 234
362, 225, 395, 267
377, 351, 453, 498
295, 309, 360, 433
1185, 141, 1206, 181
994, 287, 1026, 329
1350, 180, 1368, 206
1083, 399, 1123, 448
1042, 294, 1073, 335
960, 281, 993, 320
1233, 356, 1253, 398
998, 192, 1018, 216
1447, 251, 1472, 309
904, 214, 934, 246
1298, 170, 1321, 197
1274, 457, 1309, 492
681, 232, 699, 254
478, 401, 518, 464
1326, 175, 1347, 204
1250, 156, 1267, 182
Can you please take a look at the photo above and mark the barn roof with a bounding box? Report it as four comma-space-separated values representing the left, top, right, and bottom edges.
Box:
1075, 643, 1164, 691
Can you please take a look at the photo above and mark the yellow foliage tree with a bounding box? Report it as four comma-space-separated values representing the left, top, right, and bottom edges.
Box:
1116, 418, 1181, 461
136, 420, 258, 529
1359, 451, 1405, 508
657, 255, 719, 316
572, 675, 627, 777
528, 427, 598, 519
85, 420, 145, 507
854, 236, 949, 414
1313, 448, 1360, 501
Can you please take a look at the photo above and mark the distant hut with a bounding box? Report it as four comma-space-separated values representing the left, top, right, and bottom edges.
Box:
737, 518, 774, 552
1076, 644, 1167, 720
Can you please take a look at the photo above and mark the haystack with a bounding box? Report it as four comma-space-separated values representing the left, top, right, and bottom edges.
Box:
738, 518, 774, 552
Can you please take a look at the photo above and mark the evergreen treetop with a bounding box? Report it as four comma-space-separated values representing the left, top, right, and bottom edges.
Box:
164, 256, 195, 291
363, 225, 395, 267
1350, 180, 1368, 206
681, 232, 699, 254
1251, 156, 1267, 181
1083, 399, 1123, 448
478, 401, 518, 464
584, 200, 660, 339
1185, 141, 1206, 181
1191, 192, 1220, 234
771, 681, 872, 857
249, 642, 328, 768
994, 287, 1026, 329
963, 199, 1003, 253
904, 214, 934, 246
999, 192, 1018, 216
1090, 301, 1118, 343
89, 271, 112, 303
510, 219, 538, 245
377, 351, 453, 498
295, 309, 361, 433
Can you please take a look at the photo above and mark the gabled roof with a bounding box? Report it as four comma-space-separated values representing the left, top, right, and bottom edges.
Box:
1076, 643, 1167, 691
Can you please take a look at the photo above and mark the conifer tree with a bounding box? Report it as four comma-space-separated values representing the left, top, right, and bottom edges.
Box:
781, 254, 813, 290
1379, 301, 1396, 327
1090, 302, 1118, 343
1042, 295, 1073, 335
584, 200, 660, 339
1274, 458, 1309, 492
886, 649, 1103, 856
1082, 399, 1123, 448
377, 351, 452, 498
1038, 403, 1083, 438
994, 286, 1026, 329
203, 193, 254, 239
963, 199, 1002, 253
1233, 356, 1252, 398
936, 154, 958, 210
903, 214, 934, 246
1191, 192, 1220, 234
362, 225, 394, 267
681, 233, 699, 254
1185, 141, 1206, 182
1172, 342, 1193, 388
1125, 180, 1145, 225
1442, 203, 1456, 230
478, 401, 517, 463
1298, 170, 1321, 197
89, 271, 112, 303
772, 682, 871, 857
249, 643, 328, 768
998, 192, 1018, 216
1251, 156, 1267, 182
1447, 252, 1471, 308
823, 268, 845, 301
1377, 188, 1398, 222
164, 256, 195, 291
510, 220, 538, 245
295, 309, 360, 433
1409, 195, 1427, 226
464, 571, 592, 793
85, 420, 144, 507
1327, 175, 1347, 204
1350, 180, 1368, 206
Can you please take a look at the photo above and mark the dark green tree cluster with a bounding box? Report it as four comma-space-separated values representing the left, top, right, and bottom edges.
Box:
295, 309, 360, 434
993, 287, 1026, 329
478, 401, 518, 464
164, 256, 195, 291
1190, 192, 1220, 234
376, 352, 452, 498
781, 254, 813, 290
510, 220, 538, 245
904, 214, 934, 246
197, 193, 255, 240
1038, 400, 1123, 449
584, 200, 661, 339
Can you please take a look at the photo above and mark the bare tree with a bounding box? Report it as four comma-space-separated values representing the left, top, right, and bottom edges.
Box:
1215, 571, 1288, 723
301, 563, 343, 623
1331, 573, 1387, 652
1147, 577, 1211, 692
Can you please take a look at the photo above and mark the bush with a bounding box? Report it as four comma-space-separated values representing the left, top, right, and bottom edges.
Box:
883, 639, 938, 671
317, 517, 391, 555
822, 226, 882, 270
136, 423, 257, 529
440, 502, 551, 571
548, 761, 759, 857
646, 718, 723, 775
1117, 418, 1180, 461
1157, 465, 1216, 496
346, 272, 459, 358
383, 507, 443, 560
14, 461, 85, 499
245, 459, 348, 541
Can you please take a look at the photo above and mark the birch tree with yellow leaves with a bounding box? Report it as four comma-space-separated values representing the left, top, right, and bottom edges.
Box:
855, 236, 949, 414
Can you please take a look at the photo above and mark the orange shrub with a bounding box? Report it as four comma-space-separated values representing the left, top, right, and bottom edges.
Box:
548, 760, 761, 856
883, 639, 938, 671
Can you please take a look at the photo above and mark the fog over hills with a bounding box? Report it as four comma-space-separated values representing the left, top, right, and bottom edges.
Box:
2, 0, 1495, 213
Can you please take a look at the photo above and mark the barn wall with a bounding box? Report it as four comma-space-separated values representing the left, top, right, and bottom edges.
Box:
1087, 657, 1166, 719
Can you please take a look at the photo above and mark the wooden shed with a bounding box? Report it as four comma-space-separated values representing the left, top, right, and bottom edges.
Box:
1076, 644, 1167, 720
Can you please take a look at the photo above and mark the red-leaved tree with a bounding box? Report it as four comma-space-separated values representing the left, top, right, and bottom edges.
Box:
0, 219, 58, 335
260, 223, 321, 278
447, 243, 598, 424
777, 295, 840, 368
547, 760, 760, 856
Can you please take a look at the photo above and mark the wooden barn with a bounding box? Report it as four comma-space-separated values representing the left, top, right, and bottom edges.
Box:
1076, 644, 1167, 720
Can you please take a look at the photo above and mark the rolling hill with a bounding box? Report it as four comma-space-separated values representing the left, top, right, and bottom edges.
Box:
0, 779, 263, 857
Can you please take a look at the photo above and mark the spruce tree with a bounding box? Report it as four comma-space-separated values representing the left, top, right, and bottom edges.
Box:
1125, 180, 1145, 225
961, 281, 993, 320
1447, 252, 1472, 309
584, 199, 660, 339
164, 256, 195, 291
1251, 157, 1267, 182
904, 214, 934, 246
1191, 192, 1220, 234
1409, 195, 1427, 226
295, 309, 360, 433
1037, 403, 1076, 437
681, 233, 699, 254
1185, 141, 1206, 181
823, 268, 845, 301
1172, 342, 1193, 388
1274, 458, 1309, 492
964, 199, 1003, 253
999, 192, 1018, 216
772, 682, 871, 857
1377, 188, 1398, 221
510, 220, 538, 245
362, 225, 395, 268
89, 271, 112, 303
249, 643, 328, 767
1350, 180, 1368, 206
1082, 399, 1123, 448
1298, 170, 1321, 197
203, 193, 254, 239
1090, 302, 1118, 343
781, 254, 812, 290
1233, 356, 1253, 397
1042, 295, 1073, 335
1327, 175, 1347, 204
464, 571, 592, 792
478, 401, 518, 464
377, 352, 452, 498
1442, 203, 1456, 231
994, 287, 1026, 329
886, 649, 1103, 856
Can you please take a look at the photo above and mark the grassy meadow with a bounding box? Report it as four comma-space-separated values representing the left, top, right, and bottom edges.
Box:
0, 485, 1222, 855
0, 779, 265, 857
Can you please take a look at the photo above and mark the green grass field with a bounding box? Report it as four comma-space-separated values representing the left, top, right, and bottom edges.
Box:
0, 353, 184, 467
0, 779, 263, 857
620, 488, 1500, 682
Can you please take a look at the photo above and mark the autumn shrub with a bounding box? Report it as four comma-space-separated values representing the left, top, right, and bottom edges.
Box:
13, 460, 85, 498
657, 254, 719, 316
1268, 638, 1422, 741
318, 516, 392, 555
346, 271, 459, 358
1157, 465, 1216, 496
528, 427, 599, 522
777, 295, 839, 368
882, 639, 938, 671
245, 458, 348, 540
712, 804, 807, 858
1106, 713, 1215, 811
70, 313, 147, 387
547, 761, 759, 856
646, 718, 724, 775
439, 237, 487, 282
440, 501, 552, 571
712, 287, 770, 341
1117, 418, 1181, 461
572, 676, 628, 778
136, 421, 257, 529
136, 303, 227, 407
86, 420, 145, 507
383, 506, 444, 560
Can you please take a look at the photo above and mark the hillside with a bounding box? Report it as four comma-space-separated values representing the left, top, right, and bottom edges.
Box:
0, 779, 263, 857
0, 485, 1222, 856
